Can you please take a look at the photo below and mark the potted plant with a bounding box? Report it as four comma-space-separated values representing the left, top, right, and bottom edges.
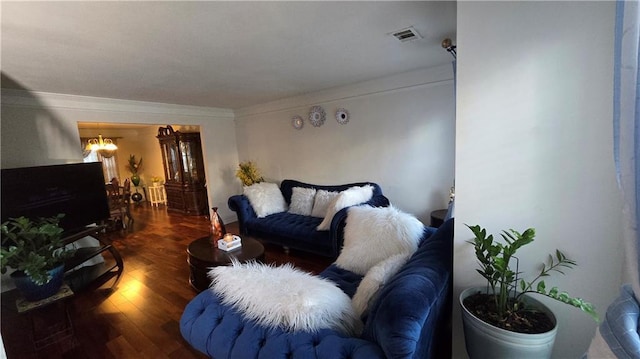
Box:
127, 154, 143, 187
235, 161, 264, 186
1, 214, 76, 301
460, 224, 598, 359
127, 154, 144, 203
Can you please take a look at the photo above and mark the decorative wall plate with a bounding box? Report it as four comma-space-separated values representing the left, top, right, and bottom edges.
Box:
308, 106, 326, 127
335, 108, 349, 124
291, 115, 304, 130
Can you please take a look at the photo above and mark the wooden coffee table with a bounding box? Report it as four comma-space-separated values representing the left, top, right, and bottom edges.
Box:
187, 235, 265, 292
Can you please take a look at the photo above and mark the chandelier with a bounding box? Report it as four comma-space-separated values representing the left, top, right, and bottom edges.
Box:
87, 134, 118, 158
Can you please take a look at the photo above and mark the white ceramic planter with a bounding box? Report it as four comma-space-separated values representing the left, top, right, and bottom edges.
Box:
460, 287, 558, 359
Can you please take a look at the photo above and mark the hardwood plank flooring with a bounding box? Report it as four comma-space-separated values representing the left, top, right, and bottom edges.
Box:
1, 203, 332, 359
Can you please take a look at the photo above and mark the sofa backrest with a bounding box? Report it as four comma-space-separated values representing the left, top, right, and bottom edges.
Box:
361, 219, 453, 359
279, 179, 384, 205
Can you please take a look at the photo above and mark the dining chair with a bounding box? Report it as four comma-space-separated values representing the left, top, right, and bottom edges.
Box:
106, 178, 132, 230
122, 178, 134, 227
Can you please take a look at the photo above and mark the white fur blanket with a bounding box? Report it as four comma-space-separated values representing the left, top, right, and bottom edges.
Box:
208, 260, 361, 335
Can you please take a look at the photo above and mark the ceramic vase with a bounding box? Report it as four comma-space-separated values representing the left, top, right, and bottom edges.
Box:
131, 190, 143, 203
11, 264, 65, 301
460, 287, 558, 359
131, 174, 141, 187
210, 207, 226, 240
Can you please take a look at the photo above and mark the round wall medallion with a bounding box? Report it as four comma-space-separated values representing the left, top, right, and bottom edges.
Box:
335, 108, 349, 124
291, 115, 304, 130
308, 106, 326, 127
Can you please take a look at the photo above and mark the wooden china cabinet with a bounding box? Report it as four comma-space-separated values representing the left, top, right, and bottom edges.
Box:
157, 125, 208, 215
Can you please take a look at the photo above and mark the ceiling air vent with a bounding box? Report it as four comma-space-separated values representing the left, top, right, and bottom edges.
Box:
390, 27, 422, 42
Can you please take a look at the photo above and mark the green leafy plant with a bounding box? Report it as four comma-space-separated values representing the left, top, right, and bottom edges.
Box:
1, 214, 76, 285
127, 154, 143, 175
466, 224, 598, 330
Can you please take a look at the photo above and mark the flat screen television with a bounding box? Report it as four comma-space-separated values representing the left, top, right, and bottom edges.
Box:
1, 162, 110, 232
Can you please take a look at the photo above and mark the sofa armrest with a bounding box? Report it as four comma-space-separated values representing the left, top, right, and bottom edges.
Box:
362, 219, 454, 359
228, 195, 257, 235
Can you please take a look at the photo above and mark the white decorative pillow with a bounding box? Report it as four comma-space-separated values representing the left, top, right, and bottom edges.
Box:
335, 205, 424, 275
243, 182, 288, 218
316, 185, 374, 231
351, 253, 410, 318
288, 187, 317, 216
209, 260, 361, 335
310, 190, 340, 218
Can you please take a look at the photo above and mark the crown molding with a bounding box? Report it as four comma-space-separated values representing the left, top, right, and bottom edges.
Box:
234, 63, 454, 118
1, 89, 235, 119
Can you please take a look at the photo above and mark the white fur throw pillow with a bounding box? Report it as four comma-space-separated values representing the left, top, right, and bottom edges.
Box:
335, 205, 424, 275
243, 182, 288, 218
316, 185, 374, 231
288, 187, 317, 216
351, 253, 410, 318
209, 260, 361, 335
310, 190, 340, 218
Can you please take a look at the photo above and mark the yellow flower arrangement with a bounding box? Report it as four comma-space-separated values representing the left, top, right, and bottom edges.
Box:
236, 161, 264, 186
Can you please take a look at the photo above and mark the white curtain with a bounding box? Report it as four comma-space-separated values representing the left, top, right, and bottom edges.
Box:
587, 1, 640, 358
614, 0, 640, 302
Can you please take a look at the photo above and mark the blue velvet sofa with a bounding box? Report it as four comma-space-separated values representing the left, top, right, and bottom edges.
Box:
228, 179, 390, 258
180, 219, 453, 359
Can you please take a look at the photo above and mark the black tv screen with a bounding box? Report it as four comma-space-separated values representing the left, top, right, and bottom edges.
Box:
1, 162, 110, 232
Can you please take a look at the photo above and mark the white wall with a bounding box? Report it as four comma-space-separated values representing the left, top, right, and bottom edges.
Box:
133, 126, 167, 186
1, 90, 239, 222
455, 2, 623, 358
234, 65, 456, 222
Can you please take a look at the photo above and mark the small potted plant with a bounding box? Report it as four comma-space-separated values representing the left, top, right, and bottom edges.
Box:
235, 161, 264, 186
127, 154, 143, 187
460, 224, 598, 358
1, 214, 76, 301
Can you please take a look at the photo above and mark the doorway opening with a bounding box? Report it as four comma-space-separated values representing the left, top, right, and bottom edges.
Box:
77, 122, 207, 218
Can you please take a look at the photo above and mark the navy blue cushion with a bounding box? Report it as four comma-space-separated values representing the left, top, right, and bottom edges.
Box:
245, 212, 334, 255
246, 212, 327, 243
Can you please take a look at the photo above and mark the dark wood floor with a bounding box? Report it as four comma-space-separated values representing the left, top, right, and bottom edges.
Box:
1, 203, 332, 359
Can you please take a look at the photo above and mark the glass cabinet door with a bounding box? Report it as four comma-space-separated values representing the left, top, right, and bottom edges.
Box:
180, 141, 203, 183
163, 142, 181, 182
180, 141, 200, 184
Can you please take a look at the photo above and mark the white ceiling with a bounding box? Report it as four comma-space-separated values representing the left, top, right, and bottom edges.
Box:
1, 1, 456, 110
